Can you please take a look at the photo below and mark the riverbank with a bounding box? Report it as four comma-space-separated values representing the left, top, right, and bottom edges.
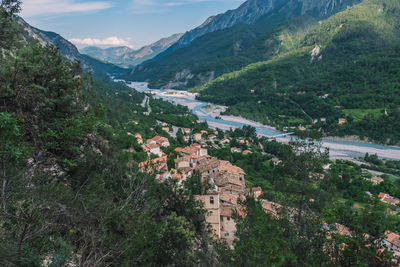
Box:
126, 81, 400, 161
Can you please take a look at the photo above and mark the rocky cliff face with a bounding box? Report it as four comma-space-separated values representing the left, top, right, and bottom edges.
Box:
19, 17, 81, 60
171, 0, 359, 50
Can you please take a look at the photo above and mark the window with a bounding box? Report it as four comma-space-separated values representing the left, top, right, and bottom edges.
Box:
227, 217, 230, 221
225, 233, 229, 237
210, 196, 214, 204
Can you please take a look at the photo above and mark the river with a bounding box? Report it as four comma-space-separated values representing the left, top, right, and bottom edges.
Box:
123, 81, 400, 161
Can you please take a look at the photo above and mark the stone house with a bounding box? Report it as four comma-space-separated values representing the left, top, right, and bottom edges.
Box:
147, 136, 170, 147
195, 194, 221, 238
142, 143, 163, 157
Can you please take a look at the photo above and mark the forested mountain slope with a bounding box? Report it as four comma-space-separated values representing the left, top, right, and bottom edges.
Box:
197, 0, 400, 144
17, 17, 126, 78
125, 0, 360, 89
1, 4, 215, 266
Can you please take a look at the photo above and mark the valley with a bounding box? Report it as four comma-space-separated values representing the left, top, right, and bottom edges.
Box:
126, 81, 400, 161
2, 0, 400, 265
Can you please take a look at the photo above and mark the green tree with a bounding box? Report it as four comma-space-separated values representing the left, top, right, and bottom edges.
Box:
0, 0, 21, 49
176, 128, 185, 145
229, 197, 296, 266
155, 212, 195, 265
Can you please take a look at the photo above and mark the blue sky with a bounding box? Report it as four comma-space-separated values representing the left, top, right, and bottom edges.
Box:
21, 0, 244, 50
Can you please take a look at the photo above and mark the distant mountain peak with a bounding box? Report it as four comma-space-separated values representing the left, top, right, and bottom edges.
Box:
81, 33, 183, 68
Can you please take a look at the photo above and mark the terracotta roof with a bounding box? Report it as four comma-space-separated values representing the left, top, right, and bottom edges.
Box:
242, 150, 252, 155
196, 157, 219, 173
245, 187, 262, 193
147, 136, 169, 144
379, 192, 387, 198
262, 201, 282, 218
151, 156, 167, 164
175, 147, 184, 153
385, 231, 400, 247
382, 196, 400, 206
171, 169, 182, 180
370, 177, 384, 184
226, 177, 243, 186
174, 156, 190, 164
220, 205, 234, 217
219, 193, 238, 206
219, 160, 245, 175
142, 143, 160, 152
335, 223, 351, 237
180, 145, 202, 156
271, 158, 281, 163
139, 157, 167, 172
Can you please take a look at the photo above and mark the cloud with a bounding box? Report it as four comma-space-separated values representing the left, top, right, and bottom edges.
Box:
21, 0, 113, 17
69, 37, 134, 48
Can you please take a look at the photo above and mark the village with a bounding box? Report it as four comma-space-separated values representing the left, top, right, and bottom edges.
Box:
135, 126, 260, 246
129, 123, 400, 258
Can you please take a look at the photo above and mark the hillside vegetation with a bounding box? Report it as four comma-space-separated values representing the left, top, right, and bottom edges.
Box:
0, 4, 214, 265
125, 0, 359, 89
1, 2, 400, 265
197, 0, 400, 144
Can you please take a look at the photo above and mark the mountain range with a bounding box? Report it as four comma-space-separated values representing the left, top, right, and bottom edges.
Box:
124, 0, 360, 89
81, 33, 183, 68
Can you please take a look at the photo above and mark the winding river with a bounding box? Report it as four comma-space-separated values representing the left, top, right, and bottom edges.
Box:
125, 81, 400, 161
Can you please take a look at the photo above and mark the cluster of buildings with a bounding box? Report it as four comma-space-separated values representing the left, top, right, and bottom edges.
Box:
382, 231, 400, 261
173, 144, 266, 246
134, 133, 400, 256
140, 135, 170, 158
369, 176, 384, 185
378, 192, 400, 206
137, 134, 264, 246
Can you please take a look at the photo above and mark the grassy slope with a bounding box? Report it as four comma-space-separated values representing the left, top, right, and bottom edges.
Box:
196, 0, 400, 144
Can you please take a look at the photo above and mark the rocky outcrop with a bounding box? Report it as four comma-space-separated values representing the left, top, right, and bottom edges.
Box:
169, 0, 360, 50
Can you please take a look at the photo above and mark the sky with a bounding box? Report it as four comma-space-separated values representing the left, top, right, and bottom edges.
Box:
21, 0, 244, 50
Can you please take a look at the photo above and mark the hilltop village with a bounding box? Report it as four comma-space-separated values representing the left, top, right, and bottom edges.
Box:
136, 126, 262, 246
131, 123, 400, 257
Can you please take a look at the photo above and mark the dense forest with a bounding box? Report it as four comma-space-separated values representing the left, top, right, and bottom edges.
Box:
1, 1, 400, 266
0, 2, 215, 265
196, 0, 400, 144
